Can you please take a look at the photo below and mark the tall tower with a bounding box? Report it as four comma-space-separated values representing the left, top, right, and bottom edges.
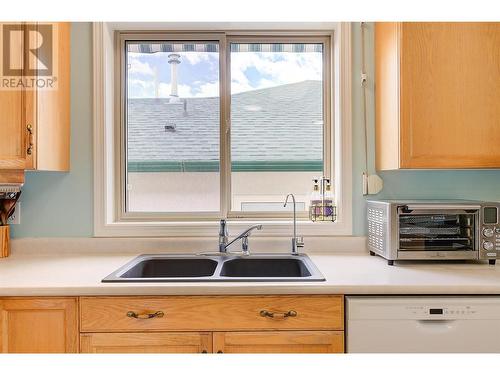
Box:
168, 53, 181, 103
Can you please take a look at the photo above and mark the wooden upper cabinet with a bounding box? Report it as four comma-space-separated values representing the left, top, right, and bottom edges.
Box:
26, 22, 71, 171
0, 298, 78, 353
0, 23, 27, 170
375, 22, 500, 169
0, 22, 70, 175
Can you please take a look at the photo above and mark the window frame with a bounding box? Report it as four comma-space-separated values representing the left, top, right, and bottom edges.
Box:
225, 34, 332, 220
117, 32, 227, 221
118, 32, 331, 221
93, 22, 352, 237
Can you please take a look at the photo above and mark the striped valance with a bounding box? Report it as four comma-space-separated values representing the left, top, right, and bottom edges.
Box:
127, 42, 323, 54
127, 42, 219, 53
231, 43, 323, 53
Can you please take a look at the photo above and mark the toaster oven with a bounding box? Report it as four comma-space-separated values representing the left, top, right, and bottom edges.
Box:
367, 200, 500, 265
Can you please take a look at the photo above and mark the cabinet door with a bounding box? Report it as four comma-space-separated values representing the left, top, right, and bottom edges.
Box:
0, 298, 78, 353
0, 22, 28, 170
400, 22, 500, 168
26, 22, 70, 171
80, 332, 212, 353
213, 331, 343, 354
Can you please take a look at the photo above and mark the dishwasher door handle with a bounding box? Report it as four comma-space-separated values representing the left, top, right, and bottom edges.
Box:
416, 319, 457, 333
417, 319, 456, 323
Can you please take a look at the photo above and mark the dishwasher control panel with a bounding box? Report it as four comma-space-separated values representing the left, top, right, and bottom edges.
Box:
405, 305, 477, 318
347, 297, 500, 321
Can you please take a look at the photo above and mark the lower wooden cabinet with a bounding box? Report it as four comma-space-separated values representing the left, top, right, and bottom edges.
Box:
80, 331, 343, 354
213, 331, 344, 354
0, 298, 78, 353
80, 332, 212, 353
0, 295, 344, 353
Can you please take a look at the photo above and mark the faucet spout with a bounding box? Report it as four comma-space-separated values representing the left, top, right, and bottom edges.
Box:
284, 193, 304, 255
226, 224, 263, 250
218, 221, 263, 255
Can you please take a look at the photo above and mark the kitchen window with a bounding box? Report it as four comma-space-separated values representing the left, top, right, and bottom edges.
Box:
125, 40, 221, 214
121, 33, 330, 219
93, 23, 352, 236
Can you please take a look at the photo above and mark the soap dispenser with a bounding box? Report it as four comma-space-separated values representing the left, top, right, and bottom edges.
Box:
323, 178, 334, 217
309, 179, 322, 220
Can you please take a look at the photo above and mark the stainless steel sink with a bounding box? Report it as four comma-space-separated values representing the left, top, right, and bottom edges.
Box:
120, 257, 219, 278
220, 257, 312, 278
102, 254, 325, 282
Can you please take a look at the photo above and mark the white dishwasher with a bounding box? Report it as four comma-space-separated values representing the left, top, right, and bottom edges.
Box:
346, 297, 500, 353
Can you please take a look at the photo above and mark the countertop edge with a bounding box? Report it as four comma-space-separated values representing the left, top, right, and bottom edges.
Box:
1, 285, 500, 297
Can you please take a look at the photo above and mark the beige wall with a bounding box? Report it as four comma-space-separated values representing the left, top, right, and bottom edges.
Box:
127, 171, 320, 212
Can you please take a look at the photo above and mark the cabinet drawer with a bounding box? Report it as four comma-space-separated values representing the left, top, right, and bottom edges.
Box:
80, 295, 343, 332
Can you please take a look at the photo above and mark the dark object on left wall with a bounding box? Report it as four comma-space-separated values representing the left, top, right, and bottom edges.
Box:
0, 191, 21, 226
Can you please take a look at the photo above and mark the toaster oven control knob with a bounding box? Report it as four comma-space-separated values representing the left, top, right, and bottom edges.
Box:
483, 241, 494, 251
483, 228, 494, 238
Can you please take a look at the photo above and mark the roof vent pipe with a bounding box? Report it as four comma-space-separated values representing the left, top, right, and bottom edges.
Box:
168, 53, 181, 103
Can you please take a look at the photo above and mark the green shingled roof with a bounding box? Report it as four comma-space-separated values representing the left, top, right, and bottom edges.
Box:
127, 80, 323, 172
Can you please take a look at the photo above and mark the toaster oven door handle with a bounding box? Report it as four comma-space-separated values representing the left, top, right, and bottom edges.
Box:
399, 204, 481, 212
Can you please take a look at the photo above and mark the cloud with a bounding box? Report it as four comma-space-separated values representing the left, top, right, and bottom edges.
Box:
230, 51, 322, 93
128, 78, 218, 99
158, 82, 195, 98
127, 50, 322, 98
127, 78, 154, 98
181, 52, 211, 65
193, 81, 220, 98
128, 55, 154, 76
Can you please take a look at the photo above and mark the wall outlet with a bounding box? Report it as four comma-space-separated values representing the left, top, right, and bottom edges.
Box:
7, 202, 20, 225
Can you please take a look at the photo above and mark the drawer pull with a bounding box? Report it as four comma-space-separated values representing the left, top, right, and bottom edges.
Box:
260, 310, 297, 319
26, 124, 34, 155
126, 310, 165, 319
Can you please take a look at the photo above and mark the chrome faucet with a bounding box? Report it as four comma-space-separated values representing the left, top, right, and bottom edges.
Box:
284, 194, 304, 255
218, 220, 263, 255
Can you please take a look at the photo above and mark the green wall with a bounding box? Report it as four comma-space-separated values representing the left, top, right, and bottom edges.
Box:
11, 22, 93, 237
11, 22, 500, 237
351, 23, 500, 235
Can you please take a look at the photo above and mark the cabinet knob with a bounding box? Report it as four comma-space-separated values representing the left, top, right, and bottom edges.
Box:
217, 350, 223, 354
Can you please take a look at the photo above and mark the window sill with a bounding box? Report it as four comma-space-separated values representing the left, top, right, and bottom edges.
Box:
94, 218, 352, 237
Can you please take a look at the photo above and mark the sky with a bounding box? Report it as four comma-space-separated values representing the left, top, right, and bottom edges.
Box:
127, 46, 323, 99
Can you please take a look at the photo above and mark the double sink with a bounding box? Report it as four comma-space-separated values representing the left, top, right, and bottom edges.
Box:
103, 253, 325, 282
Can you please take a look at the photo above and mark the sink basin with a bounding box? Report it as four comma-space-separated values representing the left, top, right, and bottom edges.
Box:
102, 254, 325, 282
120, 258, 218, 278
220, 258, 312, 278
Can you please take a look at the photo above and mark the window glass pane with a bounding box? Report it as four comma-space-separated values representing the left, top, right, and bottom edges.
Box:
125, 41, 220, 212
230, 42, 324, 213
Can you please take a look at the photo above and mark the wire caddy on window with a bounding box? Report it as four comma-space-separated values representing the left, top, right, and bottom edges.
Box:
309, 176, 337, 222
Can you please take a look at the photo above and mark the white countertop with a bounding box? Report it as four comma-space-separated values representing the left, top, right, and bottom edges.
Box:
1, 245, 500, 296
